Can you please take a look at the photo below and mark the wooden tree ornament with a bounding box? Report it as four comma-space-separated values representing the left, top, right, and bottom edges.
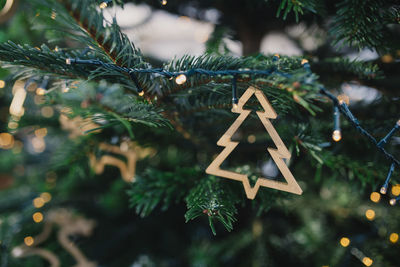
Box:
206, 86, 303, 199
89, 141, 156, 182
12, 209, 96, 267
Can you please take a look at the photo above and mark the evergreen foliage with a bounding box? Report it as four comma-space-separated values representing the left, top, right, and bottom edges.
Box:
0, 0, 399, 266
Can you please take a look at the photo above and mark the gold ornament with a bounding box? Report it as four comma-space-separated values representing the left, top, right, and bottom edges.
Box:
0, 0, 18, 24
206, 86, 303, 199
89, 141, 156, 182
12, 209, 96, 267
59, 112, 101, 139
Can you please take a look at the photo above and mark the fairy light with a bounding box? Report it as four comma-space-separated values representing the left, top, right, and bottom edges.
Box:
8, 121, 18, 129
33, 197, 45, 208
138, 91, 144, 96
9, 81, 26, 117
247, 135, 256, 144
390, 233, 399, 243
0, 80, 5, 88
332, 106, 341, 142
380, 163, 395, 194
36, 88, 46, 95
389, 196, 400, 206
0, 133, 14, 149
161, 0, 167, 5
24, 236, 34, 246
40, 192, 52, 203
175, 74, 187, 85
34, 128, 48, 138
32, 212, 43, 223
392, 184, 400, 196
332, 130, 341, 142
362, 257, 373, 266
99, 1, 110, 9
32, 136, 46, 153
370, 192, 380, 203
41, 106, 54, 118
365, 209, 375, 221
340, 237, 350, 247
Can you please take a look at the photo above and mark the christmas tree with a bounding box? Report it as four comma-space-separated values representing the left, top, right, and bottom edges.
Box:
0, 0, 399, 266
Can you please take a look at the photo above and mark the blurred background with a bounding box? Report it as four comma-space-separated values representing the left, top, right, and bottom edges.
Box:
0, 0, 399, 266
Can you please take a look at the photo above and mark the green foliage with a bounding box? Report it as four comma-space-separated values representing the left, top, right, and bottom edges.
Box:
275, 0, 320, 21
128, 167, 200, 217
330, 0, 399, 51
185, 177, 238, 235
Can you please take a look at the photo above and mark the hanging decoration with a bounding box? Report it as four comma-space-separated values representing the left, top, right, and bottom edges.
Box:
12, 209, 96, 267
206, 86, 302, 199
0, 0, 18, 24
89, 141, 156, 182
59, 113, 101, 139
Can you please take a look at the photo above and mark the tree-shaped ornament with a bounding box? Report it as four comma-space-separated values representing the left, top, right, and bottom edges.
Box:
206, 86, 303, 199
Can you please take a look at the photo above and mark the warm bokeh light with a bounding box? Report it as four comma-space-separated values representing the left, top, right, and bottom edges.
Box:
33, 197, 45, 208
370, 192, 380, 203
175, 74, 187, 85
381, 54, 393, 63
41, 106, 54, 118
8, 121, 18, 129
34, 95, 45, 105
362, 257, 373, 266
332, 130, 342, 142
340, 237, 350, 247
99, 2, 108, 9
390, 233, 399, 243
34, 128, 48, 138
24, 236, 34, 246
301, 59, 309, 65
365, 209, 375, 221
0, 132, 14, 149
161, 0, 167, 5
36, 88, 46, 95
390, 199, 397, 206
9, 85, 26, 117
0, 80, 5, 88
391, 184, 400, 196
32, 212, 43, 223
40, 192, 52, 203
247, 135, 256, 144
380, 186, 387, 194
31, 137, 46, 153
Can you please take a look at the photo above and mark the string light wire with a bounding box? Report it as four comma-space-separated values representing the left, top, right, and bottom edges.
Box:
66, 56, 400, 194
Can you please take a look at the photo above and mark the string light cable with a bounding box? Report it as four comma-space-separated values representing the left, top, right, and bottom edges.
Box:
65, 56, 400, 200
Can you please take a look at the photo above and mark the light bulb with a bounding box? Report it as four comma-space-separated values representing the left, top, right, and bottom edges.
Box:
332, 130, 342, 142
138, 91, 144, 96
175, 74, 187, 85
362, 257, 373, 267
380, 186, 387, 194
65, 58, 71, 65
36, 88, 46, 96
161, 0, 167, 5
390, 199, 396, 206
99, 2, 108, 9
